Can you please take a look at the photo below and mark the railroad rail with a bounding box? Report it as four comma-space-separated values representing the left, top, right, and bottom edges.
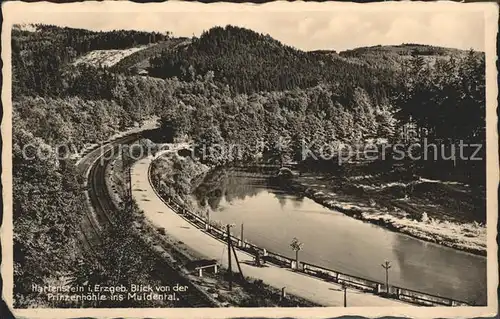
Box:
77, 134, 217, 307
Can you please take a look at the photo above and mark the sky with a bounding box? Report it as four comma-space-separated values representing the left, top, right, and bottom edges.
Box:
13, 4, 485, 52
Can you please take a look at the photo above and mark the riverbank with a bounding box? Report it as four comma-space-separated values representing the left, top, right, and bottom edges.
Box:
149, 150, 490, 304
275, 174, 486, 256
150, 149, 486, 257
133, 154, 412, 307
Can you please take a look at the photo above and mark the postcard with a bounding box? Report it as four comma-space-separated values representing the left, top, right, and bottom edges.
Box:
1, 1, 498, 318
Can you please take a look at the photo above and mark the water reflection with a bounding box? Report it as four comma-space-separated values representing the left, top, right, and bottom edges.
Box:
194, 168, 263, 210
192, 167, 487, 305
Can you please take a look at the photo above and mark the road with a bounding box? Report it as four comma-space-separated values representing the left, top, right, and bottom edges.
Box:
76, 135, 216, 307
132, 154, 413, 307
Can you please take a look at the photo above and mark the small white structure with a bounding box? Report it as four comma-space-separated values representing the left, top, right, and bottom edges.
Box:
187, 259, 219, 278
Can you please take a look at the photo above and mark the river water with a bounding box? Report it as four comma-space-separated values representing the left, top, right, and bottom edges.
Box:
192, 168, 487, 305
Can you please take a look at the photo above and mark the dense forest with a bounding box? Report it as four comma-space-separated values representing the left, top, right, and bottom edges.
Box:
11, 24, 485, 306
148, 25, 395, 101
12, 24, 169, 97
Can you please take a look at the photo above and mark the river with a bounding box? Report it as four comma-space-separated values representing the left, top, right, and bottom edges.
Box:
192, 168, 487, 305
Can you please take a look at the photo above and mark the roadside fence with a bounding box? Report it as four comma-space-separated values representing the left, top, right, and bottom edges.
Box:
148, 163, 470, 307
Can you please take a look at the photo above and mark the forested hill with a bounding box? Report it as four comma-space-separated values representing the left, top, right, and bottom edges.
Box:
340, 43, 472, 58
12, 24, 169, 97
12, 23, 484, 151
147, 26, 479, 99
148, 25, 395, 100
13, 24, 169, 55
13, 24, 479, 102
336, 44, 481, 69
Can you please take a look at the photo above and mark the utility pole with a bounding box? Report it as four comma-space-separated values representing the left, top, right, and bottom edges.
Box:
381, 260, 392, 294
240, 223, 244, 245
128, 156, 132, 208
342, 283, 347, 307
205, 208, 211, 231
230, 238, 245, 281
227, 224, 232, 291
128, 146, 133, 209
280, 287, 286, 302
122, 146, 133, 209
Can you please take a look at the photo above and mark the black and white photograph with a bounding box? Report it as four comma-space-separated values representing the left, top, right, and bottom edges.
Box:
1, 1, 498, 318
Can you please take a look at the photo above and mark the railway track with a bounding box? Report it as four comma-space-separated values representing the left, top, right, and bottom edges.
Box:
77, 134, 217, 307
77, 135, 139, 252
